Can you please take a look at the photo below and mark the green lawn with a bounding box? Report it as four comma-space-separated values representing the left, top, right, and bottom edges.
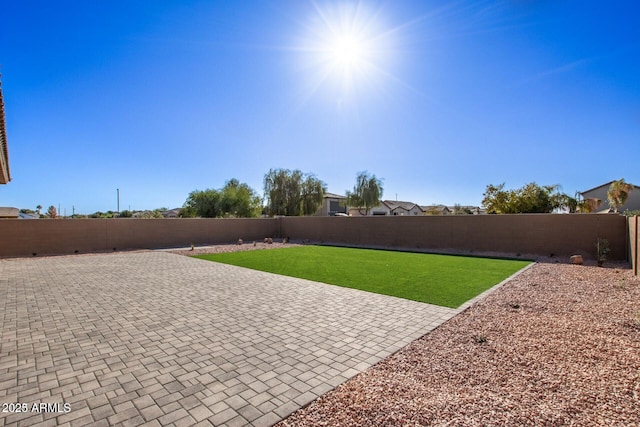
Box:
195, 246, 531, 308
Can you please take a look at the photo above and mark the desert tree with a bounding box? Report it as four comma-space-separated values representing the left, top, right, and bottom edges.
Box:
220, 179, 262, 218
578, 198, 602, 213
139, 209, 164, 219
263, 169, 326, 216
300, 174, 326, 215
482, 182, 566, 214
46, 205, 58, 218
182, 189, 222, 218
562, 192, 580, 213
345, 171, 383, 215
182, 179, 261, 218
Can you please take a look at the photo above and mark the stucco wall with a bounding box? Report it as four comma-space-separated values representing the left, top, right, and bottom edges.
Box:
280, 214, 628, 260
0, 218, 278, 257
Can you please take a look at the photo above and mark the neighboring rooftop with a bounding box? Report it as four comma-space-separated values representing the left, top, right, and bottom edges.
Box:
18, 212, 39, 219
421, 204, 451, 213
324, 192, 347, 199
580, 179, 640, 213
383, 200, 420, 211
0, 207, 18, 218
580, 180, 638, 195
0, 78, 10, 184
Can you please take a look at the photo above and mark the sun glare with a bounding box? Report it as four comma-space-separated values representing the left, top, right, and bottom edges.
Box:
330, 34, 367, 68
295, 2, 398, 100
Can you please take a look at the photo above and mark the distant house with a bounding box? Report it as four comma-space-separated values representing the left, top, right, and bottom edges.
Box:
349, 200, 422, 216
348, 207, 365, 216
18, 212, 39, 219
367, 202, 391, 216
0, 81, 18, 217
347, 202, 388, 216
162, 208, 182, 218
0, 207, 18, 218
0, 79, 10, 185
316, 193, 348, 216
383, 200, 423, 216
421, 205, 451, 215
581, 180, 640, 213
447, 205, 484, 215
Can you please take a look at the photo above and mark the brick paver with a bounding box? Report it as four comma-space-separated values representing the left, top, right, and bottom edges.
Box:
0, 251, 457, 426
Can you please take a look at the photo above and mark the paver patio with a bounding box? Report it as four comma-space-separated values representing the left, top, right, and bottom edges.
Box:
1, 251, 458, 426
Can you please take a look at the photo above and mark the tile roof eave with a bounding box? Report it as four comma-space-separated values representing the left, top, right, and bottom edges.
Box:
581, 180, 638, 195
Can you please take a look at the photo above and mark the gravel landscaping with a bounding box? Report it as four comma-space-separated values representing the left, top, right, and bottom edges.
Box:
169, 239, 302, 256
277, 260, 640, 426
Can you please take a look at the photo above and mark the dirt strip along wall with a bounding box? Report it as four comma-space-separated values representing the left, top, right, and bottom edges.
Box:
280, 214, 628, 260
630, 216, 639, 275
0, 218, 278, 257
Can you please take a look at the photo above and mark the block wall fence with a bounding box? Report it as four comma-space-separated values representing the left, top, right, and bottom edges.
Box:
280, 214, 628, 261
630, 216, 639, 275
0, 218, 278, 257
0, 215, 634, 271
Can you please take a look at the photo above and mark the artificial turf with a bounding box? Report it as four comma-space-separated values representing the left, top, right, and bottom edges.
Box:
195, 246, 531, 308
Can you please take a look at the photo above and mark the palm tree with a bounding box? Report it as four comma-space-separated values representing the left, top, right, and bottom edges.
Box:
607, 179, 634, 213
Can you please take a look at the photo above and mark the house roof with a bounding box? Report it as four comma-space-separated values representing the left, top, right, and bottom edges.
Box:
0, 79, 10, 184
581, 180, 638, 195
324, 192, 346, 199
420, 205, 450, 212
0, 207, 18, 218
382, 200, 420, 211
19, 212, 39, 219
161, 208, 182, 217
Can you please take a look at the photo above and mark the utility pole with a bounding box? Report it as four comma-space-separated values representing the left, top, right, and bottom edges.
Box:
117, 188, 120, 213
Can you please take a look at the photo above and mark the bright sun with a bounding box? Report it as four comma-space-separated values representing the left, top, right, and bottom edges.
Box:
296, 2, 396, 98
330, 34, 367, 69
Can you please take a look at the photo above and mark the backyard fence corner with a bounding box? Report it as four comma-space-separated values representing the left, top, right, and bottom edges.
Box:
630, 215, 639, 276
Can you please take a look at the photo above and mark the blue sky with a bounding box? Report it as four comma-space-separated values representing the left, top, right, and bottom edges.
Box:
1, 0, 639, 214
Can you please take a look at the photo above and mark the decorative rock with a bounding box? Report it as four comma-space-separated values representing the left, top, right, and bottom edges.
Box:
237, 238, 243, 245
570, 255, 583, 265
267, 237, 273, 244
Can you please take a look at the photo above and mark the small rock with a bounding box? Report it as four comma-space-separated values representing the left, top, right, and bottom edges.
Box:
237, 238, 243, 245
267, 237, 273, 244
570, 255, 583, 265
